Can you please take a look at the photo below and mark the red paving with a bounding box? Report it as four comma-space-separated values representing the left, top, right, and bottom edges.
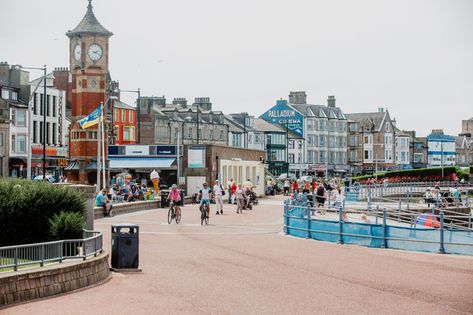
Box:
5, 196, 473, 314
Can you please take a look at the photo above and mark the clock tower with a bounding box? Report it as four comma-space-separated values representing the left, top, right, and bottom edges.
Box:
66, 0, 112, 183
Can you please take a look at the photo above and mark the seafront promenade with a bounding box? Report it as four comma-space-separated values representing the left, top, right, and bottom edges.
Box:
6, 196, 473, 314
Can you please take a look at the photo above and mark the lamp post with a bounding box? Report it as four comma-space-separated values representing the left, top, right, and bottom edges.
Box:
20, 65, 46, 180
120, 88, 140, 143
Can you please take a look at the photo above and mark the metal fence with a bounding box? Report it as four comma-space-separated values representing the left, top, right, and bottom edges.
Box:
283, 198, 473, 255
0, 229, 103, 272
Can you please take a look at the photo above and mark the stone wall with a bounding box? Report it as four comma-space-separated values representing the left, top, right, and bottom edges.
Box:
0, 252, 109, 307
94, 200, 160, 219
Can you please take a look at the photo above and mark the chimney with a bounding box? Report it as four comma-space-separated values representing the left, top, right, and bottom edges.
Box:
194, 97, 212, 111
327, 95, 336, 108
172, 97, 187, 107
432, 129, 444, 135
0, 62, 10, 85
378, 107, 385, 113
288, 91, 307, 104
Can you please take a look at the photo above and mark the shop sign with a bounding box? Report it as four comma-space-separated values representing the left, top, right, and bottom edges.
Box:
259, 100, 304, 137
125, 145, 149, 156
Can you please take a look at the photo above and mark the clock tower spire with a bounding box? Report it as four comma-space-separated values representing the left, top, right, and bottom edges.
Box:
66, 0, 113, 184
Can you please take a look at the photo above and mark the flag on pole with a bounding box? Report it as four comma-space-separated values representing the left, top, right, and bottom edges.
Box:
78, 105, 103, 129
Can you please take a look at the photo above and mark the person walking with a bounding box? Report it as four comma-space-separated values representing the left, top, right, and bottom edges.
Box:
231, 181, 237, 204
292, 180, 299, 194
227, 178, 233, 204
235, 184, 244, 213
213, 180, 224, 215
283, 179, 290, 196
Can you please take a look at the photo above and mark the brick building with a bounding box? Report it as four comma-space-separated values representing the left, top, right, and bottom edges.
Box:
113, 100, 136, 145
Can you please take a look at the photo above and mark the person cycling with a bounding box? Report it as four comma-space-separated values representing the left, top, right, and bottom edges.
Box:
198, 182, 212, 219
167, 184, 181, 217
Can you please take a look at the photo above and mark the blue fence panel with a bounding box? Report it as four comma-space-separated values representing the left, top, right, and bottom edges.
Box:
341, 222, 376, 247
386, 226, 440, 253
444, 230, 473, 255
287, 217, 307, 238
310, 219, 339, 243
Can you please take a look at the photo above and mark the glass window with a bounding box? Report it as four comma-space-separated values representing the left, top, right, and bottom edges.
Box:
0, 132, 3, 146
33, 93, 38, 115
11, 109, 16, 126
47, 95, 51, 117
40, 94, 44, 115
46, 122, 50, 144
220, 130, 224, 140
18, 135, 26, 153
1, 89, 9, 99
129, 110, 133, 122
52, 96, 57, 117
33, 121, 37, 143
115, 109, 119, 122
11, 91, 18, 100
121, 110, 125, 122
11, 135, 16, 152
17, 110, 26, 127
52, 123, 57, 144
39, 121, 43, 143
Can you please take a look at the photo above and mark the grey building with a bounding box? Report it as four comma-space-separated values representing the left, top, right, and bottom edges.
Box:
139, 96, 229, 146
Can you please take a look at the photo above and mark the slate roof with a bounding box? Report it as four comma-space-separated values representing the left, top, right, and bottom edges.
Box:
290, 104, 346, 120
345, 112, 388, 132
114, 100, 134, 110
66, 1, 113, 38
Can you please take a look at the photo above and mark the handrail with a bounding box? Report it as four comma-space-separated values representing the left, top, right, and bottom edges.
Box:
0, 229, 103, 272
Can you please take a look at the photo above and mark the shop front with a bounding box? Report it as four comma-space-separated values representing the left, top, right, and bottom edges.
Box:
108, 145, 181, 188
31, 146, 69, 179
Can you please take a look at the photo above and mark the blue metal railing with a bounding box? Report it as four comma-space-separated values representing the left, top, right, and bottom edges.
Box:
283, 201, 473, 255
0, 229, 103, 272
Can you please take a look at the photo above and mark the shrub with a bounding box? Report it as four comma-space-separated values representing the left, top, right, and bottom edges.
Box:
49, 211, 85, 240
0, 179, 86, 246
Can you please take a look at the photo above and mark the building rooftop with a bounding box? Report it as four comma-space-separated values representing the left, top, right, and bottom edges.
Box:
345, 112, 390, 132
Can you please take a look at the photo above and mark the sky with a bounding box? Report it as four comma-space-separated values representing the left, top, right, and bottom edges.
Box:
1, 0, 472, 136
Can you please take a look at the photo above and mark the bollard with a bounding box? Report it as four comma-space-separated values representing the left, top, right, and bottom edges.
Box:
306, 205, 311, 239
439, 211, 445, 254
338, 206, 343, 244
382, 208, 387, 248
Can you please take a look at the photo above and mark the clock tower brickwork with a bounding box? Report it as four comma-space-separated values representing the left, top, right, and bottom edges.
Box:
66, 0, 113, 183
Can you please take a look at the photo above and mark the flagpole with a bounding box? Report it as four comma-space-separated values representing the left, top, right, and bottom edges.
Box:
96, 111, 101, 194
101, 104, 106, 190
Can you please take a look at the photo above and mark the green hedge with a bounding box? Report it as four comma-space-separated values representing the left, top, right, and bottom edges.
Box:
352, 166, 470, 182
0, 179, 86, 246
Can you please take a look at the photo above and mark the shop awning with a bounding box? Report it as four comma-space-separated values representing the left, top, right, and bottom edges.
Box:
65, 160, 79, 171
109, 157, 176, 169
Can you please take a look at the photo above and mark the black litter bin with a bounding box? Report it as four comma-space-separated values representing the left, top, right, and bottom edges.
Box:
111, 224, 139, 269
160, 190, 169, 208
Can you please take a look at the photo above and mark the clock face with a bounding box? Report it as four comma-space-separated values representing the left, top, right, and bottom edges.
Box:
88, 44, 103, 62
74, 44, 82, 61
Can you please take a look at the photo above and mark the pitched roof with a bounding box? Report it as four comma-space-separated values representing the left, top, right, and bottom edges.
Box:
66, 1, 113, 38
253, 118, 287, 133
345, 112, 388, 132
114, 100, 134, 110
290, 104, 346, 121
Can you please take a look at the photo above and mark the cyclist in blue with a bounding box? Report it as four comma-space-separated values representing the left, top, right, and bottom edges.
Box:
198, 182, 213, 219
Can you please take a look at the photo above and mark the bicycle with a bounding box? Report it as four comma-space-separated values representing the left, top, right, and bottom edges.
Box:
200, 203, 209, 226
168, 201, 181, 224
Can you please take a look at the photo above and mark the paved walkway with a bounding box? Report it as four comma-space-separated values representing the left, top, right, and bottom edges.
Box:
6, 196, 473, 314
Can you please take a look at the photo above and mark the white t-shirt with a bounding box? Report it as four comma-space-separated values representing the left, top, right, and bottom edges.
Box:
213, 184, 223, 196
200, 187, 212, 200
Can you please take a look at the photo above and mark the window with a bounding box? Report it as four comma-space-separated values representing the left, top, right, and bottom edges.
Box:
129, 110, 133, 122
72, 131, 81, 140
319, 120, 325, 131
338, 136, 344, 148
47, 95, 51, 117
124, 126, 135, 140
121, 110, 125, 122
115, 109, 119, 122
414, 153, 423, 163
33, 93, 38, 115
364, 135, 372, 144
11, 135, 16, 152
39, 122, 44, 143
17, 135, 26, 153
1, 89, 9, 99
232, 133, 242, 147
220, 130, 224, 140
319, 135, 325, 146
288, 153, 295, 164
17, 110, 26, 127
46, 122, 50, 144
401, 152, 407, 162
188, 127, 192, 139
40, 94, 44, 115
33, 121, 37, 143
319, 151, 325, 163
88, 131, 98, 139
209, 130, 214, 141
52, 123, 57, 144
364, 150, 372, 160
0, 133, 3, 146
52, 96, 57, 117
386, 123, 390, 132
11, 109, 16, 126
11, 91, 18, 100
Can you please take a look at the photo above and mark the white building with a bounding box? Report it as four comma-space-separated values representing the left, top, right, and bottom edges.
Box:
395, 128, 411, 168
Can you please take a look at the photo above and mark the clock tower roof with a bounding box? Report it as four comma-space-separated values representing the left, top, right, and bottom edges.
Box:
66, 0, 113, 38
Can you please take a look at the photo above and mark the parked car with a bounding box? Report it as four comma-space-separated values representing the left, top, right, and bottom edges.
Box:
33, 175, 57, 183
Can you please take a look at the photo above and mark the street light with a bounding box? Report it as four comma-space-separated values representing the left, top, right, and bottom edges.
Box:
186, 107, 200, 144
19, 65, 47, 180
120, 88, 141, 143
